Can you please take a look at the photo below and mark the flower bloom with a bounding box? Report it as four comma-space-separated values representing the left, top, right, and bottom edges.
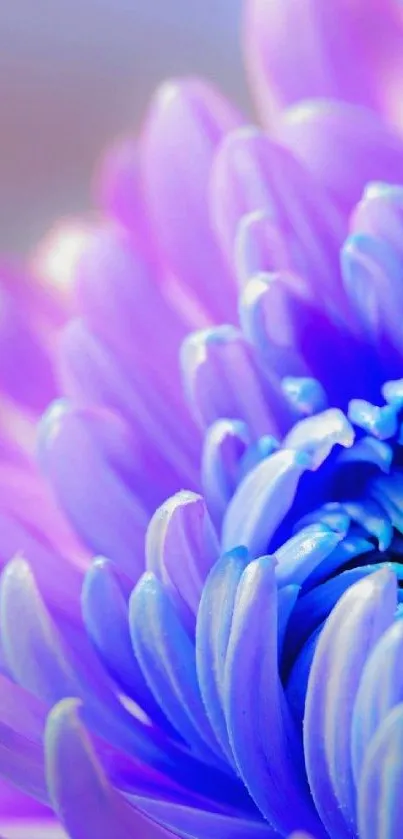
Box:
2, 1, 403, 838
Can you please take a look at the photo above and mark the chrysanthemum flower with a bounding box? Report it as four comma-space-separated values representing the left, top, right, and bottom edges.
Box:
2, 1, 403, 838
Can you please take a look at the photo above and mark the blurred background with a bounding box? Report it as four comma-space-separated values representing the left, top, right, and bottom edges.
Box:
0, 0, 248, 255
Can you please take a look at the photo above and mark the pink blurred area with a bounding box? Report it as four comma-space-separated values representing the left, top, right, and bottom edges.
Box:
0, 0, 247, 254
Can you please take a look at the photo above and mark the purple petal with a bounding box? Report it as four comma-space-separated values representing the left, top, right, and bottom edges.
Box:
245, 0, 403, 125
0, 674, 48, 804
211, 127, 344, 313
45, 699, 174, 839
279, 101, 403, 214
39, 400, 148, 578
342, 233, 403, 369
82, 558, 175, 736
0, 558, 184, 775
94, 137, 153, 251
132, 796, 277, 838
146, 492, 219, 625
0, 286, 56, 412
181, 325, 286, 440
61, 320, 200, 497
351, 183, 403, 248
304, 569, 397, 837
141, 79, 241, 322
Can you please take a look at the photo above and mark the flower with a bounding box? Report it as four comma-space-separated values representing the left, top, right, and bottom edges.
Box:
2, 1, 403, 838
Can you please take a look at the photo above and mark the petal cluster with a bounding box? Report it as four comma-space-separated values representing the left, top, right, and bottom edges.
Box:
1, 1, 403, 837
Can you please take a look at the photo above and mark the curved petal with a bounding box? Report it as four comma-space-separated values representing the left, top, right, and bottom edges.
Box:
181, 325, 285, 440
357, 704, 403, 839
39, 400, 148, 578
222, 449, 310, 556
304, 569, 397, 838
45, 699, 175, 839
245, 0, 403, 127
210, 128, 344, 314
351, 620, 403, 783
141, 79, 241, 321
146, 492, 219, 625
223, 556, 323, 835
279, 102, 403, 215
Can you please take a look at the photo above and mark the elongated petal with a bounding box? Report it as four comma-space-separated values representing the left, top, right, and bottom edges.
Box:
239, 272, 372, 404
279, 102, 403, 214
141, 79, 241, 321
351, 620, 403, 783
222, 449, 310, 556
0, 675, 48, 803
129, 572, 224, 766
181, 325, 285, 439
357, 704, 403, 839
82, 558, 174, 735
196, 548, 250, 763
95, 138, 153, 249
0, 557, 199, 785
342, 234, 403, 372
39, 400, 148, 578
132, 796, 276, 838
304, 569, 397, 837
0, 287, 56, 412
45, 699, 174, 839
245, 0, 403, 126
223, 557, 322, 835
201, 419, 250, 528
211, 128, 344, 313
61, 319, 199, 497
274, 524, 344, 588
146, 492, 219, 625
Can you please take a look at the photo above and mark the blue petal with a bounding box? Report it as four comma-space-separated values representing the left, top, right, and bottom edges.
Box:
348, 400, 398, 440
382, 378, 403, 409
237, 435, 280, 483
82, 558, 175, 735
0, 558, 214, 794
343, 500, 392, 551
201, 419, 250, 528
370, 472, 403, 534
223, 556, 324, 836
283, 409, 354, 470
129, 572, 224, 768
275, 523, 344, 588
351, 620, 403, 784
357, 704, 403, 839
304, 569, 397, 838
336, 436, 393, 474
222, 449, 310, 556
196, 547, 250, 763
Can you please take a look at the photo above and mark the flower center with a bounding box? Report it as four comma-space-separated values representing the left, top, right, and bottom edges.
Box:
275, 377, 403, 720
